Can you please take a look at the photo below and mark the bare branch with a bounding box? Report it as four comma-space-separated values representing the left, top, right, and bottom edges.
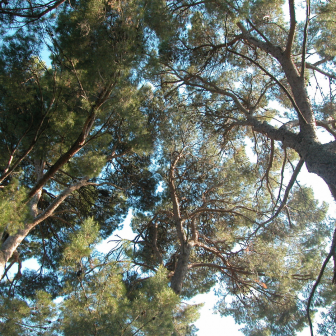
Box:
265, 139, 275, 203
276, 118, 336, 139
247, 19, 271, 45
254, 158, 304, 234
307, 228, 336, 336
301, 0, 311, 78
182, 74, 249, 115
316, 121, 336, 139
0, 0, 66, 20
286, 0, 297, 57
306, 63, 336, 80
313, 57, 331, 67
227, 48, 307, 123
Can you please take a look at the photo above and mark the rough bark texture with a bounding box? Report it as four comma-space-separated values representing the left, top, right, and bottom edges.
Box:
170, 244, 192, 294
303, 142, 336, 199
244, 116, 336, 199
168, 150, 194, 294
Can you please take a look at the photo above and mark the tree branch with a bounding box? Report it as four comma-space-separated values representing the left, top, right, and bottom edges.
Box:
0, 177, 90, 277
227, 48, 307, 122
286, 0, 297, 57
168, 149, 188, 245
306, 63, 336, 80
307, 228, 336, 336
184, 73, 250, 115
252, 158, 304, 235
0, 0, 66, 20
301, 0, 311, 78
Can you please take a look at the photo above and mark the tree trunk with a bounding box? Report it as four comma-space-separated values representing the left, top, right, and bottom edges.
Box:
170, 243, 192, 294
0, 178, 90, 280
244, 116, 336, 200
302, 141, 336, 200
0, 227, 31, 278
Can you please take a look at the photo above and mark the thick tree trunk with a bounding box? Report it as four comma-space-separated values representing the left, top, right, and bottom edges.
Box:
249, 117, 336, 199
168, 150, 193, 294
302, 141, 336, 200
170, 244, 192, 294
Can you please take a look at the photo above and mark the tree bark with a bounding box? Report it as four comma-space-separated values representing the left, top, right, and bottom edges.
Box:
243, 116, 336, 199
168, 149, 194, 294
28, 111, 96, 199
170, 243, 192, 294
233, 24, 336, 200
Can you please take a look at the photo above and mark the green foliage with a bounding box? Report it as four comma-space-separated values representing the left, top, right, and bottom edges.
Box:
0, 179, 30, 235
1, 0, 336, 335
62, 217, 100, 263
58, 249, 200, 336
0, 291, 56, 336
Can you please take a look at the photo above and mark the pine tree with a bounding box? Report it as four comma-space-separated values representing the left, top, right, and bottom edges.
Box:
147, 0, 336, 199
1, 1, 336, 335
130, 100, 334, 334
0, 0, 157, 277
142, 0, 336, 333
0, 218, 200, 335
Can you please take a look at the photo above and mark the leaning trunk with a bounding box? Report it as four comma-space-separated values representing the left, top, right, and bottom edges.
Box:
0, 178, 90, 280
0, 227, 30, 278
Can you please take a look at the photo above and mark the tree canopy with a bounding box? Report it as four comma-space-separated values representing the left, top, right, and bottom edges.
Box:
1, 0, 336, 335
